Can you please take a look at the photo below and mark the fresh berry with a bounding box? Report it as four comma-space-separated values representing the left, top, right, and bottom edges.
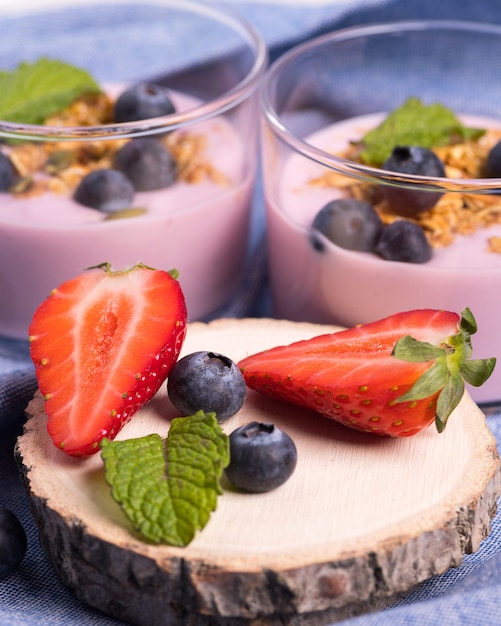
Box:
29, 263, 187, 456
375, 220, 432, 263
238, 308, 495, 437
0, 507, 27, 579
114, 83, 176, 123
311, 198, 384, 252
167, 351, 246, 422
74, 169, 134, 213
225, 422, 297, 492
115, 138, 177, 191
381, 146, 446, 215
0, 152, 18, 192
485, 140, 501, 178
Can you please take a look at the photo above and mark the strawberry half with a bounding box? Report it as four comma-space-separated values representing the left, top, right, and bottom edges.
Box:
29, 263, 187, 456
238, 308, 495, 437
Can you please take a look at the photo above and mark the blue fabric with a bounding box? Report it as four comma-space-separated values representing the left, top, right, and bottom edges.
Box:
2, 1, 501, 625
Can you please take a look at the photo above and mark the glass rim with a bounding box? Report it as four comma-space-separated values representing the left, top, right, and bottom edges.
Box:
0, 0, 268, 141
260, 19, 501, 193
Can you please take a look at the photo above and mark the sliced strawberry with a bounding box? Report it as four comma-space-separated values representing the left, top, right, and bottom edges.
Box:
238, 308, 495, 437
29, 263, 187, 456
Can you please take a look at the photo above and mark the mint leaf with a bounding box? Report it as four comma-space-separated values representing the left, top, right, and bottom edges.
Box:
100, 411, 229, 546
0, 58, 100, 125
360, 97, 485, 166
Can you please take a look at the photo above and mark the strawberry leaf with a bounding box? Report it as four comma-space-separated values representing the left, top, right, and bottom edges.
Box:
459, 306, 478, 336
460, 358, 497, 387
435, 374, 465, 432
393, 308, 496, 433
100, 411, 229, 546
391, 358, 448, 403
392, 336, 446, 362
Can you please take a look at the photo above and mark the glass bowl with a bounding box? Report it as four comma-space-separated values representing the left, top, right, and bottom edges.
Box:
0, 0, 267, 338
260, 20, 501, 404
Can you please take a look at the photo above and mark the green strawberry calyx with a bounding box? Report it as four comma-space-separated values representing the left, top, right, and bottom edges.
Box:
391, 307, 496, 432
86, 261, 180, 280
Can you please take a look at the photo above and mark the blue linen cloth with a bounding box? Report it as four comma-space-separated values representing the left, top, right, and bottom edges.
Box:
2, 1, 501, 625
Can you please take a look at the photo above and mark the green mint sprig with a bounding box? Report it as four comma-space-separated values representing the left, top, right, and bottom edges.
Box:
392, 307, 496, 433
100, 411, 230, 546
0, 58, 100, 125
360, 97, 485, 166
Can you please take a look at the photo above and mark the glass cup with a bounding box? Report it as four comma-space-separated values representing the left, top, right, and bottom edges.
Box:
0, 0, 267, 338
260, 20, 501, 404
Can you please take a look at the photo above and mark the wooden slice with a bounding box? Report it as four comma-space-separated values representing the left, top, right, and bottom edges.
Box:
16, 318, 501, 626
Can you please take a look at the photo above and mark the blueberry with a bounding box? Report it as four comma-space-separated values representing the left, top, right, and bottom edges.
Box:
381, 146, 446, 215
114, 83, 176, 123
375, 220, 432, 263
167, 351, 246, 423
74, 169, 134, 213
485, 140, 501, 178
115, 138, 176, 191
225, 422, 297, 493
0, 507, 27, 579
311, 198, 384, 252
0, 152, 18, 192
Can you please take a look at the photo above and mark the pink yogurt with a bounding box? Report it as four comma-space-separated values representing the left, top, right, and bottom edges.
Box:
0, 91, 254, 338
265, 113, 501, 403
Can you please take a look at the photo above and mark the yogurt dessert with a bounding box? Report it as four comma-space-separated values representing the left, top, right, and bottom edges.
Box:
0, 59, 259, 338
264, 100, 501, 403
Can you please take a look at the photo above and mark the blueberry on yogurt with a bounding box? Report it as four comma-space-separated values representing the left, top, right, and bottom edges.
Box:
115, 138, 177, 191
375, 220, 432, 263
74, 169, 135, 213
485, 140, 501, 179
311, 198, 384, 252
381, 146, 446, 216
0, 152, 18, 192
114, 83, 176, 123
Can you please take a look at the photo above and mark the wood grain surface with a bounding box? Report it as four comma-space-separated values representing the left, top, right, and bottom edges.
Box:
16, 318, 501, 625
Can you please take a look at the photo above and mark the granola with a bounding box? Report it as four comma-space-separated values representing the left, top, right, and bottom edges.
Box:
311, 128, 501, 252
3, 92, 228, 200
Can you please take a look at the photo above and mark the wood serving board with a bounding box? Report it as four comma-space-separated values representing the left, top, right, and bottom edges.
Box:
15, 318, 501, 626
